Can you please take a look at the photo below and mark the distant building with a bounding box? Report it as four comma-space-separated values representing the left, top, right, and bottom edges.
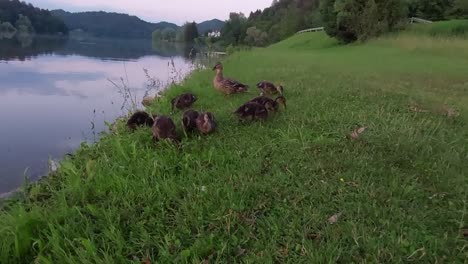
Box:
208, 31, 221, 38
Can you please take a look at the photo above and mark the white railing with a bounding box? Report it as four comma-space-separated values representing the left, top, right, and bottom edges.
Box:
409, 17, 433, 24
296, 27, 325, 34
202, 51, 227, 57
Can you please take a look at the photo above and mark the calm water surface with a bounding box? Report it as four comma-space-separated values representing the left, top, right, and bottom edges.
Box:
0, 37, 195, 194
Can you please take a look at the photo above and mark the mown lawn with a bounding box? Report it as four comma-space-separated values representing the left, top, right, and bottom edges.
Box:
1, 26, 468, 263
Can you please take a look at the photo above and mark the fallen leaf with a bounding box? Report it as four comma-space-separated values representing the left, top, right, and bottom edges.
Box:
236, 247, 247, 257
408, 102, 429, 113
350, 127, 367, 140
279, 245, 289, 257
442, 105, 459, 118
328, 212, 342, 224
141, 257, 151, 264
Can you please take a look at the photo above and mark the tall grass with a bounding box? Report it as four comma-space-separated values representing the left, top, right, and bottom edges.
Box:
1, 29, 467, 263
408, 19, 468, 38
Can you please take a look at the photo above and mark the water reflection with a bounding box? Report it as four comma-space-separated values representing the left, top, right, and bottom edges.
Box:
0, 37, 196, 194
0, 36, 201, 61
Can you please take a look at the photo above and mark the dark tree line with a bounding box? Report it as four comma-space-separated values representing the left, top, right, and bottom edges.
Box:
220, 0, 321, 47
407, 0, 468, 20
0, 0, 68, 35
51, 10, 178, 39
219, 0, 467, 46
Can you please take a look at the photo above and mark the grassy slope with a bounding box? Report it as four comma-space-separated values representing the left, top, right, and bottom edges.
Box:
1, 27, 468, 263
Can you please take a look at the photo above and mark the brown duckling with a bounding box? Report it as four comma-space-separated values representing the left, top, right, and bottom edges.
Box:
234, 102, 268, 121
213, 62, 248, 95
196, 112, 217, 135
182, 109, 200, 133
257, 81, 284, 95
171, 93, 197, 111
152, 115, 179, 142
127, 111, 154, 131
249, 95, 287, 112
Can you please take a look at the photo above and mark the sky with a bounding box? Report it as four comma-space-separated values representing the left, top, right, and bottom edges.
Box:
26, 0, 273, 25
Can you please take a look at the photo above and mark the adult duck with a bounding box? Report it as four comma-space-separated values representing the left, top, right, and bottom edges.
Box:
213, 62, 248, 95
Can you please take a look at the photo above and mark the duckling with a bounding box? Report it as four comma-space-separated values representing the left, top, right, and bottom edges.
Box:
171, 93, 197, 111
152, 115, 179, 142
234, 102, 268, 121
196, 112, 217, 135
213, 62, 248, 95
127, 111, 154, 131
182, 109, 200, 133
249, 95, 287, 112
257, 81, 284, 95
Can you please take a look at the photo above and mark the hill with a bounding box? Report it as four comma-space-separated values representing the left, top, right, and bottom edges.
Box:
197, 19, 225, 34
51, 9, 178, 39
0, 0, 68, 35
1, 22, 467, 262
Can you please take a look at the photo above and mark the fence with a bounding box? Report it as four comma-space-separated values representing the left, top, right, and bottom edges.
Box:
409, 17, 433, 24
296, 27, 325, 34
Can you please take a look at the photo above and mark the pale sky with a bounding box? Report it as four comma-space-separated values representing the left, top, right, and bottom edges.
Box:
26, 0, 273, 25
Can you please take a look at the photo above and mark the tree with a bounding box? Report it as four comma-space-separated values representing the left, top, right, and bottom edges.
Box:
0, 21, 16, 32
162, 28, 176, 41
245, 26, 268, 46
175, 29, 184, 42
16, 14, 34, 34
0, 21, 17, 39
152, 29, 162, 41
0, 0, 68, 35
406, 0, 457, 20
321, 0, 406, 43
450, 0, 468, 18
183, 22, 199, 42
221, 12, 248, 45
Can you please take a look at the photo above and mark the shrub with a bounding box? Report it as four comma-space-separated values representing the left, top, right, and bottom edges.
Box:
244, 26, 268, 47
321, 0, 407, 43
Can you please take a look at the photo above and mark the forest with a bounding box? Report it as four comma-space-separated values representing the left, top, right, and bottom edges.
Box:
218, 0, 468, 47
51, 10, 178, 39
0, 0, 68, 35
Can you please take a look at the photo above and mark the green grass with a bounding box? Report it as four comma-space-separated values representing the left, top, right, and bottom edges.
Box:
408, 19, 468, 38
1, 29, 468, 263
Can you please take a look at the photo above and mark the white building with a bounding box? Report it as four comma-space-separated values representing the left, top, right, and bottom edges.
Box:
208, 31, 221, 38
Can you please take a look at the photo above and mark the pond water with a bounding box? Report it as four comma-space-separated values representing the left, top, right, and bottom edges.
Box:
0, 36, 196, 194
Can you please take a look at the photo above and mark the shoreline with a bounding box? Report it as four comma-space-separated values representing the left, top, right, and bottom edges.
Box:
0, 61, 203, 201
1, 30, 467, 262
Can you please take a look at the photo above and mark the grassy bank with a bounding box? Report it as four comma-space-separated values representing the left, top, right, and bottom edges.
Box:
1, 24, 468, 262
